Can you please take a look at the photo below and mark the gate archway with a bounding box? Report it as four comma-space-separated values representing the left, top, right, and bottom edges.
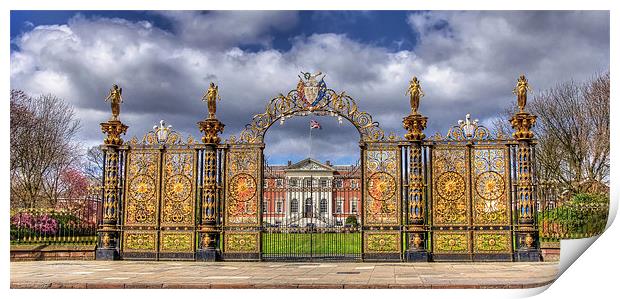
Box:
223, 73, 403, 261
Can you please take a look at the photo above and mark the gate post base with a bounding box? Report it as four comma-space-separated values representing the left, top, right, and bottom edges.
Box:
196, 249, 221, 262
514, 250, 541, 262
95, 248, 120, 260
405, 250, 430, 262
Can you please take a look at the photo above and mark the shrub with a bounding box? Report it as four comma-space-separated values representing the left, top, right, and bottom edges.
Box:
345, 215, 358, 227
540, 193, 609, 239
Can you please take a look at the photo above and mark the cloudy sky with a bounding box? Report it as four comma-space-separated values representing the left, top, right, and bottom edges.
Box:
10, 11, 610, 165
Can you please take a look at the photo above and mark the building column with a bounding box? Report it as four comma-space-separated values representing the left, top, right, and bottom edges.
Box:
197, 118, 225, 261
96, 119, 128, 260
402, 112, 429, 262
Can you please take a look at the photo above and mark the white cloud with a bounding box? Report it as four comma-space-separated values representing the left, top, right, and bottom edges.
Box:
10, 11, 609, 164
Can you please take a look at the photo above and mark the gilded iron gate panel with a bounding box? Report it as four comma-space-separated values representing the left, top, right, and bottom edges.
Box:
122, 149, 161, 260
431, 146, 471, 259
223, 146, 262, 259
432, 147, 470, 226
159, 149, 197, 260
430, 145, 513, 260
471, 146, 512, 258
363, 143, 402, 260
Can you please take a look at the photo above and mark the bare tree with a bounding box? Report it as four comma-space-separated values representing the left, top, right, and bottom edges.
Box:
83, 145, 105, 184
493, 72, 609, 194
10, 90, 81, 208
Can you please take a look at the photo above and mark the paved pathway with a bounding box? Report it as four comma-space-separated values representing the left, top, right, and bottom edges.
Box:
10, 261, 559, 289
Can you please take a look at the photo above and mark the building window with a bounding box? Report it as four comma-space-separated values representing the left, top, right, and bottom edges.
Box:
305, 178, 313, 188
290, 199, 298, 213
320, 179, 328, 188
351, 198, 358, 214
320, 199, 328, 213
276, 179, 284, 188
304, 198, 313, 217
336, 199, 343, 214
289, 178, 297, 187
276, 200, 283, 214
334, 179, 343, 188
262, 201, 268, 213
350, 180, 358, 189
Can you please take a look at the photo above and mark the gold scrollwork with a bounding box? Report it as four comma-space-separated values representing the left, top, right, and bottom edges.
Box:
434, 232, 469, 254
128, 121, 196, 146
161, 150, 196, 226
367, 172, 396, 202
472, 148, 509, 225
364, 146, 400, 226
473, 232, 511, 253
229, 173, 257, 202
123, 232, 157, 252
225, 148, 260, 226
432, 148, 469, 225
124, 151, 160, 226
224, 233, 259, 253
160, 232, 194, 253
432, 114, 501, 141
229, 86, 391, 144
364, 232, 400, 253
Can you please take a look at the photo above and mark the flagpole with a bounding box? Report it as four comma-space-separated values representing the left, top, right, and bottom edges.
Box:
309, 125, 313, 158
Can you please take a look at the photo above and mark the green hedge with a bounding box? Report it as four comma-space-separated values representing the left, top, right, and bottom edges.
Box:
539, 193, 609, 240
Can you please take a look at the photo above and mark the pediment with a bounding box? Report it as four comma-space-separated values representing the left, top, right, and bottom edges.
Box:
286, 158, 335, 172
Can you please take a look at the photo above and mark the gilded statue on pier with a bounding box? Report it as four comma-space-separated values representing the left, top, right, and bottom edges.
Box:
202, 82, 221, 119
105, 84, 123, 121
513, 74, 532, 112
406, 76, 424, 115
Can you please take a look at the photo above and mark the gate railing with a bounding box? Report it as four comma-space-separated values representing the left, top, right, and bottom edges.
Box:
537, 182, 609, 241
11, 186, 100, 246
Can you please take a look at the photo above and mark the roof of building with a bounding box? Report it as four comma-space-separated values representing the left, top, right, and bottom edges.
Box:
265, 157, 360, 177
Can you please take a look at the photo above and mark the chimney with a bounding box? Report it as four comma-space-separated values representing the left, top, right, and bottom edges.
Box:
326, 160, 331, 166
287, 160, 292, 166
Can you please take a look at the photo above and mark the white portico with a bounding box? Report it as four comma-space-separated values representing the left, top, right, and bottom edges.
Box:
284, 158, 335, 227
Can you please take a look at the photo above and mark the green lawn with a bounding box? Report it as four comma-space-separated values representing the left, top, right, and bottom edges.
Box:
262, 232, 361, 254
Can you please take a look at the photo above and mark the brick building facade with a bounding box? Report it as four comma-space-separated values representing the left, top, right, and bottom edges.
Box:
262, 158, 361, 227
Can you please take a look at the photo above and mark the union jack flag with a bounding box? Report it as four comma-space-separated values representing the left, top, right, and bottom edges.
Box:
310, 119, 322, 129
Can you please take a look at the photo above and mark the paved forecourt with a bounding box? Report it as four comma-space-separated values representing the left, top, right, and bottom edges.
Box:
10, 261, 559, 289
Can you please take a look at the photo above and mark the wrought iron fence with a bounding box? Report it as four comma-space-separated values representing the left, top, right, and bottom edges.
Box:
10, 186, 101, 245
538, 183, 609, 241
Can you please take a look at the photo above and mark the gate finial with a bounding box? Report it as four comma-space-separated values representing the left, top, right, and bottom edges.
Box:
202, 82, 222, 119
510, 74, 537, 141
403, 76, 427, 142
104, 84, 123, 121
406, 76, 424, 115
513, 74, 532, 113
101, 84, 128, 146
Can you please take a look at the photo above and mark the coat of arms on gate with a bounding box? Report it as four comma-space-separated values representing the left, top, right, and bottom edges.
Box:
296, 71, 327, 108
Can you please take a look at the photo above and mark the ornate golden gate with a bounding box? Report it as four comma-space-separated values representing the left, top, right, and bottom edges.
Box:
426, 122, 514, 261
95, 74, 541, 262
119, 128, 200, 260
